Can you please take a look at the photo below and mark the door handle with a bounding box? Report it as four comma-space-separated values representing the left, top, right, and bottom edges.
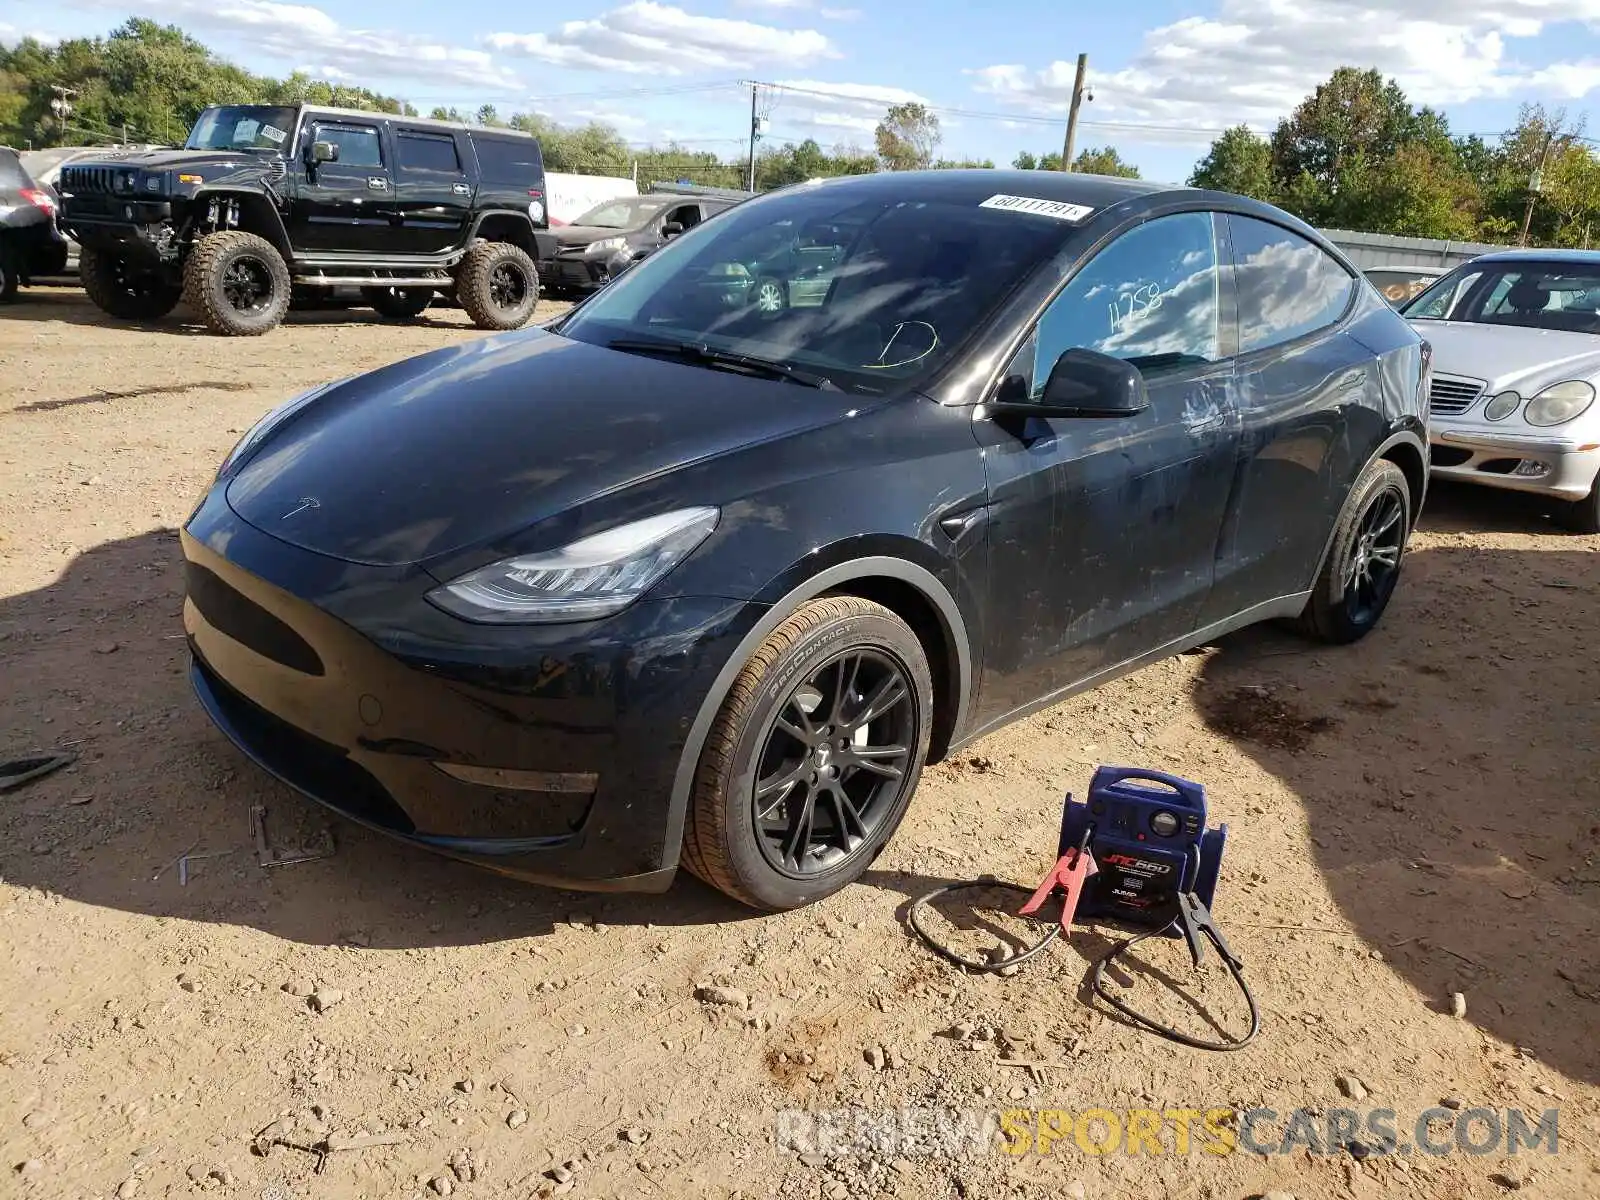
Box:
451, 182, 470, 195
367, 177, 388, 191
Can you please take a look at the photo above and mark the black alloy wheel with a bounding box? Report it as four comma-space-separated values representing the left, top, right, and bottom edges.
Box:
752, 648, 916, 876
221, 256, 274, 316
683, 595, 935, 910
489, 261, 529, 310
456, 241, 540, 331
1299, 457, 1412, 644
1340, 484, 1405, 627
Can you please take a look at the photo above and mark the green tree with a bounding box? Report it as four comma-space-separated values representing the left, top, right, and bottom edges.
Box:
1269, 67, 1416, 224
1012, 150, 1063, 171
1542, 141, 1600, 247
874, 102, 940, 171
1071, 145, 1139, 178
1189, 126, 1274, 199
1346, 142, 1480, 239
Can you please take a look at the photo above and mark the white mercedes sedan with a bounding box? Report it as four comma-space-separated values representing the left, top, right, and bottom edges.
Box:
1402, 250, 1600, 532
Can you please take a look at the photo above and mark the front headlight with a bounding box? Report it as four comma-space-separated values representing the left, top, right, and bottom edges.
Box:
426, 507, 719, 624
216, 377, 353, 478
1524, 380, 1596, 427
583, 236, 627, 259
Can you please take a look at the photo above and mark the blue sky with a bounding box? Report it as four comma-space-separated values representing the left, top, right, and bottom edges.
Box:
4, 0, 1600, 180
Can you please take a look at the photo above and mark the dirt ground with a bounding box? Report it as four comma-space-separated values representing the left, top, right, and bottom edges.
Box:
1, 286, 1597, 1200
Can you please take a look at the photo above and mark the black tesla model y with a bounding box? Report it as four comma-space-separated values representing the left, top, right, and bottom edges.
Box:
183, 170, 1429, 910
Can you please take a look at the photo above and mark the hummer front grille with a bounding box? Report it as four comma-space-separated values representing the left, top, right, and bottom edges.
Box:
62, 164, 122, 195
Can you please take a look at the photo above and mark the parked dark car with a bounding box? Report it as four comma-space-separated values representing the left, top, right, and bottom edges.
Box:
58, 103, 548, 335
182, 170, 1429, 911
0, 147, 70, 300
534, 193, 741, 296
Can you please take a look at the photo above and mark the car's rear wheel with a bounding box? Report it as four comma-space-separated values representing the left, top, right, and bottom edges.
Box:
184, 231, 291, 336
1558, 476, 1600, 534
1300, 458, 1411, 644
79, 246, 181, 320
456, 241, 539, 331
683, 596, 933, 911
364, 285, 433, 320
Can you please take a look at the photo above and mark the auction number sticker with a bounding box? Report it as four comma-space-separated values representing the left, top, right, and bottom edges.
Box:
260, 124, 288, 145
979, 194, 1095, 222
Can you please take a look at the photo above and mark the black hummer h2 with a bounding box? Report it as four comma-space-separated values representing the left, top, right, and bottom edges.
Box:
59, 103, 548, 336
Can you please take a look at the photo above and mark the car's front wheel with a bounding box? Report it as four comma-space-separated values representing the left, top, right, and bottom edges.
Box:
1559, 475, 1600, 534
184, 231, 291, 336
683, 596, 933, 910
1300, 457, 1412, 643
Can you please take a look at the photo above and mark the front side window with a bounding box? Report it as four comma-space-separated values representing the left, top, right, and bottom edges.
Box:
315, 124, 383, 169
1029, 210, 1222, 391
1232, 215, 1354, 352
557, 188, 1077, 396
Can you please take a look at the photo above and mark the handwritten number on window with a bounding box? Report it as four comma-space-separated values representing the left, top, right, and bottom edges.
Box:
1107, 283, 1163, 336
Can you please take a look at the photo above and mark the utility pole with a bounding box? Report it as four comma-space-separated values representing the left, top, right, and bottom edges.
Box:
1059, 54, 1087, 171
1520, 132, 1555, 247
746, 81, 760, 192
49, 85, 76, 147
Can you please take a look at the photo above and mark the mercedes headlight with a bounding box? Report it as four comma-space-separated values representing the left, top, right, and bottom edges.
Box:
1482, 390, 1520, 421
583, 236, 627, 260
427, 507, 719, 624
1524, 380, 1595, 427
217, 377, 353, 478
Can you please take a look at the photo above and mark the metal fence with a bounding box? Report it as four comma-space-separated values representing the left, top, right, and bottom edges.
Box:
1317, 228, 1519, 271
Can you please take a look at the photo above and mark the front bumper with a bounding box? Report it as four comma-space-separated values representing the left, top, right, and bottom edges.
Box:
62, 200, 174, 266
181, 488, 756, 890
535, 254, 608, 293
1428, 425, 1600, 500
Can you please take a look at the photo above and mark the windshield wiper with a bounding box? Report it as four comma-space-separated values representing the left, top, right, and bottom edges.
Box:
605, 337, 840, 390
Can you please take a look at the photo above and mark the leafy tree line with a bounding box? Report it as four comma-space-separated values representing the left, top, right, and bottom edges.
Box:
1189, 66, 1598, 247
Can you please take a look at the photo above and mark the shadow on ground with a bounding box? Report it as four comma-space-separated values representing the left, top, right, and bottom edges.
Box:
1187, 488, 1599, 1087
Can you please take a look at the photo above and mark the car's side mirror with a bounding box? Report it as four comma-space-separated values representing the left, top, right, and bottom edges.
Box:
309, 140, 339, 165
662, 222, 684, 238
988, 347, 1150, 420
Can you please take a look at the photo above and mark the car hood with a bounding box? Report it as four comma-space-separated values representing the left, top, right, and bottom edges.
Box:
224, 331, 861, 567
1414, 320, 1600, 392
553, 224, 642, 247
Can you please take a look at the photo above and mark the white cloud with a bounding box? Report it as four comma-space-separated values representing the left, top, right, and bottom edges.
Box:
969, 0, 1600, 144
737, 0, 862, 16
489, 2, 839, 75
59, 0, 521, 91
766, 79, 932, 135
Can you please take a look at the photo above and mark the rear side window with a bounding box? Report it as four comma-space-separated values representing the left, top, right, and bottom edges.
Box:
471, 134, 545, 186
1231, 215, 1354, 352
397, 132, 461, 174
315, 124, 383, 169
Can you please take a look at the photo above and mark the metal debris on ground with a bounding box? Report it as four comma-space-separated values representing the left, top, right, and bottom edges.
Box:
0, 751, 77, 793
250, 804, 335, 868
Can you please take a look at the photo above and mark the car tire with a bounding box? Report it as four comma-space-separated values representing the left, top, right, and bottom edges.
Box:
750, 275, 787, 316
456, 241, 539, 331
1299, 458, 1412, 644
78, 245, 181, 321
184, 231, 291, 336
1559, 476, 1600, 534
364, 285, 433, 320
682, 596, 934, 911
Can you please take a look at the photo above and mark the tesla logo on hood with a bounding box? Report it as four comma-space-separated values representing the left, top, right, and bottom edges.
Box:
281, 497, 320, 521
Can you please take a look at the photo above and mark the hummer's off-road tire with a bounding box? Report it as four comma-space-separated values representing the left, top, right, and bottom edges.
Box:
456, 241, 539, 331
184, 231, 291, 337
363, 285, 434, 320
79, 245, 181, 321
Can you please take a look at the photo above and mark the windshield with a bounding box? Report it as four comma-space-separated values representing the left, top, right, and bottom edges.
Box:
573, 197, 671, 229
1402, 261, 1600, 334
558, 186, 1076, 395
185, 106, 297, 152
